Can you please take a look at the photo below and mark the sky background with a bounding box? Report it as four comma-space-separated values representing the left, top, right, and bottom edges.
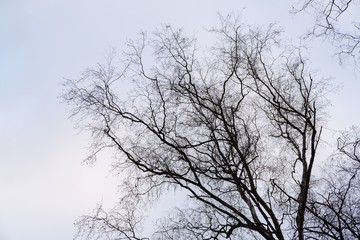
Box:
1, 1, 359, 239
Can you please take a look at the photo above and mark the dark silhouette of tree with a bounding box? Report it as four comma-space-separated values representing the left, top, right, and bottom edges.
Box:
303, 127, 360, 239
293, 0, 360, 64
63, 16, 360, 239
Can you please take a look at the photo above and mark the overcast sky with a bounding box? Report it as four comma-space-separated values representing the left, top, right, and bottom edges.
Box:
1, 1, 359, 240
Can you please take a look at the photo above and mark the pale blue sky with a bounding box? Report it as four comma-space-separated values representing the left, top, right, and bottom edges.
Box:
1, 1, 359, 239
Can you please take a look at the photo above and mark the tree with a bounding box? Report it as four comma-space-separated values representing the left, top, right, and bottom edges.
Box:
304, 127, 360, 239
292, 0, 360, 64
63, 16, 360, 240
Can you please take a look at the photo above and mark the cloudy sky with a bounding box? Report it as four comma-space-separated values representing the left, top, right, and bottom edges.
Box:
1, 1, 359, 239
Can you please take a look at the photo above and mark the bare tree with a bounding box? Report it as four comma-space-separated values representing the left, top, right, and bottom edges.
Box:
63, 16, 359, 239
303, 127, 360, 239
293, 0, 360, 64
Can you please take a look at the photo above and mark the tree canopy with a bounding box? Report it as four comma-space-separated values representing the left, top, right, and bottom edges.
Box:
63, 16, 360, 240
